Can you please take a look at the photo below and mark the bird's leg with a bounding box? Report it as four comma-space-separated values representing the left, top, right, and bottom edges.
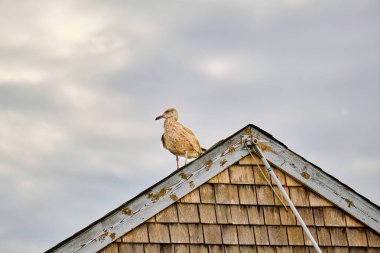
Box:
185, 151, 188, 165
176, 155, 179, 170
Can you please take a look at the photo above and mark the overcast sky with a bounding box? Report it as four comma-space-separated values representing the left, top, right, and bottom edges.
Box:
0, 1, 379, 252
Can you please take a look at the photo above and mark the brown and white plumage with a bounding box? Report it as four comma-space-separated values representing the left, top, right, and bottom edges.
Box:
155, 108, 204, 169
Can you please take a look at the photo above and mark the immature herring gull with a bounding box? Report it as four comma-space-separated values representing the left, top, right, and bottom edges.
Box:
155, 108, 205, 169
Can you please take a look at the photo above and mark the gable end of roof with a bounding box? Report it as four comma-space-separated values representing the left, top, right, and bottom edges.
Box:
45, 124, 380, 253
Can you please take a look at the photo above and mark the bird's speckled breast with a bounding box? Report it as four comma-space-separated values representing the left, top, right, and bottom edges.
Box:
162, 119, 202, 158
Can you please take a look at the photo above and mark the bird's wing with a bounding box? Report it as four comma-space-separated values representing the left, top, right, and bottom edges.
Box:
161, 134, 167, 149
182, 125, 196, 136
181, 124, 202, 152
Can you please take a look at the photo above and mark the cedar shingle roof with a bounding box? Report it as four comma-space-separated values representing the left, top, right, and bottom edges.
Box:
45, 124, 380, 253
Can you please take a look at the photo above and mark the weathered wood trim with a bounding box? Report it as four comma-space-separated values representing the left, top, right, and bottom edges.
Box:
46, 127, 252, 253
248, 125, 380, 233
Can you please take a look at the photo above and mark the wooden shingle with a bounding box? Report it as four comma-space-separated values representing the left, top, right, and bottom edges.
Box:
230, 205, 249, 224
188, 224, 204, 244
148, 223, 170, 243
180, 188, 200, 203
119, 244, 144, 253
215, 204, 232, 224
289, 187, 310, 206
323, 207, 346, 227
203, 224, 223, 244
313, 207, 325, 226
199, 184, 216, 203
285, 175, 302, 186
237, 225, 255, 244
214, 184, 239, 204
276, 246, 294, 253
346, 228, 368, 247
366, 229, 380, 247
189, 245, 208, 253
155, 205, 178, 223
198, 204, 217, 223
221, 225, 239, 244
122, 223, 149, 243
309, 191, 333, 207
297, 208, 314, 226
146, 216, 156, 223
271, 168, 286, 186
316, 227, 332, 246
98, 244, 118, 253
303, 226, 318, 246
329, 227, 348, 246
292, 246, 312, 253
208, 245, 223, 253
169, 224, 189, 243
253, 166, 271, 185
229, 165, 255, 184
144, 244, 160, 253
273, 186, 289, 206
224, 245, 240, 253
174, 244, 189, 253
345, 215, 365, 227
326, 247, 349, 253
208, 169, 230, 184
177, 203, 199, 223
256, 185, 275, 205
161, 245, 174, 253
254, 226, 270, 245
349, 248, 367, 253
239, 153, 263, 165
257, 246, 276, 253
287, 226, 304, 245
238, 185, 257, 205
239, 246, 257, 253
247, 206, 265, 225
279, 207, 297, 225
263, 206, 281, 225
268, 226, 288, 245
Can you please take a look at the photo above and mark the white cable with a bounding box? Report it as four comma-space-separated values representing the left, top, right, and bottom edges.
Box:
249, 139, 322, 253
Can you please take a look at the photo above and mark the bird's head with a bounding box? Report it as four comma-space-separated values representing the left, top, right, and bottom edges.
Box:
155, 108, 178, 121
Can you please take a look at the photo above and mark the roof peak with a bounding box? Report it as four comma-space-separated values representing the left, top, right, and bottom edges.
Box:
45, 124, 380, 253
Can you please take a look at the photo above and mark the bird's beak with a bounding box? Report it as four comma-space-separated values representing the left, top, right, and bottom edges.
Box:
155, 115, 164, 120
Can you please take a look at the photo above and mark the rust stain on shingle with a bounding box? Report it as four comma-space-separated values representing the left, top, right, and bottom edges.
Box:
109, 233, 116, 240
220, 159, 227, 166
221, 146, 236, 157
205, 160, 213, 170
99, 229, 108, 242
259, 143, 272, 152
344, 198, 356, 208
122, 207, 132, 216
179, 172, 191, 180
170, 194, 178, 201
189, 181, 195, 188
301, 172, 310, 179
147, 188, 167, 202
